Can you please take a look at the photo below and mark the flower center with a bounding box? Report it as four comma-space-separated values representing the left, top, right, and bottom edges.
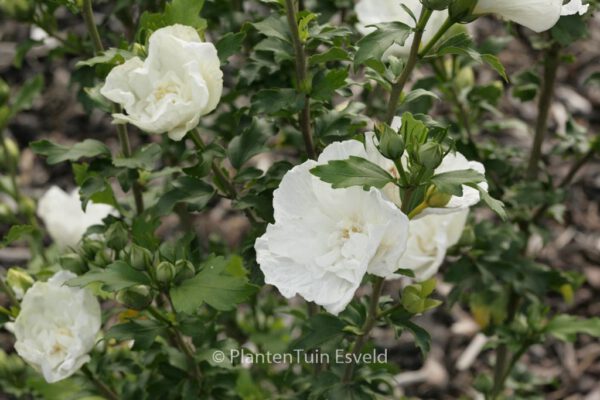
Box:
153, 82, 179, 101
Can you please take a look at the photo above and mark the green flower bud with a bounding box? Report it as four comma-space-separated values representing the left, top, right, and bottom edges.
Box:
425, 185, 452, 208
0, 203, 12, 221
449, 0, 478, 23
105, 221, 129, 251
80, 239, 104, 260
422, 0, 452, 11
59, 253, 87, 274
0, 78, 9, 105
155, 261, 176, 285
6, 268, 34, 298
93, 248, 112, 268
20, 196, 35, 216
116, 285, 153, 310
129, 244, 153, 271
417, 142, 443, 170
377, 123, 405, 161
174, 260, 195, 284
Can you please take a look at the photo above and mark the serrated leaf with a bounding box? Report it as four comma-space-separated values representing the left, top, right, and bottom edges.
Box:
311, 156, 395, 189
138, 0, 207, 36
291, 314, 346, 350
227, 119, 268, 169
106, 319, 168, 350
312, 68, 348, 101
67, 261, 151, 291
482, 54, 508, 82
252, 15, 290, 42
354, 22, 412, 68
467, 183, 506, 220
309, 47, 351, 65
153, 176, 215, 216
215, 32, 246, 64
11, 75, 44, 115
31, 139, 111, 165
170, 256, 257, 313
403, 88, 440, 104
546, 315, 600, 342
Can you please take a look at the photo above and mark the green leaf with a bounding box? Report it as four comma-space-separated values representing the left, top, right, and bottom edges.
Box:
67, 261, 151, 291
546, 315, 600, 342
431, 169, 485, 196
31, 139, 111, 165
433, 33, 481, 62
113, 143, 162, 170
1, 225, 35, 248
106, 319, 167, 350
291, 314, 345, 350
227, 119, 269, 169
138, 0, 207, 36
585, 71, 600, 86
251, 15, 290, 42
216, 32, 246, 64
170, 256, 257, 313
482, 54, 508, 82
11, 75, 44, 115
309, 47, 351, 66
251, 89, 305, 114
467, 183, 507, 220
76, 48, 133, 68
403, 88, 439, 105
354, 22, 412, 68
310, 156, 396, 189
153, 176, 215, 216
312, 68, 348, 101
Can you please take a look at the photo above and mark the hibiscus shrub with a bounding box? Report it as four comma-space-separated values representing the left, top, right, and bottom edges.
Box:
1, 0, 599, 399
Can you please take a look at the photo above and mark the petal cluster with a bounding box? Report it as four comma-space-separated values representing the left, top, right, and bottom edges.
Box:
355, 0, 448, 56
37, 186, 115, 249
100, 25, 223, 141
255, 146, 409, 314
13, 271, 101, 383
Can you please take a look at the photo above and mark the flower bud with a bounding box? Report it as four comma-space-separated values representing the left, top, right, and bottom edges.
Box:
128, 244, 153, 271
80, 239, 104, 260
59, 253, 87, 274
425, 185, 452, 208
417, 142, 443, 170
155, 261, 176, 285
0, 78, 9, 106
377, 123, 405, 161
422, 0, 452, 11
93, 249, 112, 268
105, 222, 128, 251
20, 196, 35, 216
116, 285, 153, 310
0, 202, 12, 221
174, 260, 195, 283
6, 268, 34, 299
449, 0, 478, 23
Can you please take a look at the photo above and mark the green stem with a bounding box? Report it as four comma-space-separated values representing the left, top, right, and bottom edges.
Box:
384, 7, 435, 124
491, 290, 521, 399
188, 130, 260, 224
284, 0, 316, 160
81, 364, 119, 400
81, 0, 144, 214
526, 43, 561, 180
419, 17, 453, 58
342, 277, 385, 382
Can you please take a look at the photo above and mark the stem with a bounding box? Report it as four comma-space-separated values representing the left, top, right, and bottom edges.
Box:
284, 0, 316, 160
419, 17, 453, 58
342, 277, 385, 382
384, 8, 434, 124
82, 0, 144, 214
0, 276, 19, 308
188, 130, 260, 224
526, 43, 560, 180
491, 290, 520, 399
81, 364, 119, 400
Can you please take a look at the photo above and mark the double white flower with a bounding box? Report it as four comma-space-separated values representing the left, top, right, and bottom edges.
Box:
256, 133, 485, 313
101, 24, 223, 141
37, 186, 115, 249
13, 271, 101, 383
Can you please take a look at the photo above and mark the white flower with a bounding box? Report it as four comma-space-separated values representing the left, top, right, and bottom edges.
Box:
398, 209, 468, 281
13, 271, 101, 383
474, 0, 563, 33
37, 186, 115, 249
355, 0, 448, 56
255, 143, 409, 314
100, 24, 223, 141
561, 0, 590, 16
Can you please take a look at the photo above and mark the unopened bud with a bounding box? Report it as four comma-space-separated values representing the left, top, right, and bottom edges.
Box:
105, 221, 128, 251
422, 0, 452, 10
377, 123, 405, 160
417, 142, 443, 170
6, 268, 34, 299
174, 260, 195, 283
155, 261, 176, 284
116, 285, 153, 310
449, 0, 478, 23
129, 244, 153, 271
59, 253, 86, 274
